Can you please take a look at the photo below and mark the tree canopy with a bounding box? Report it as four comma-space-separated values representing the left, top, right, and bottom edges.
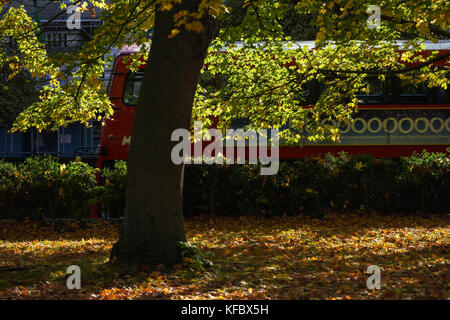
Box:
1, 0, 448, 140
0, 66, 39, 129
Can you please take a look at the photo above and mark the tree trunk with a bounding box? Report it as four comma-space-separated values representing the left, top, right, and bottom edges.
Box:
117, 3, 216, 267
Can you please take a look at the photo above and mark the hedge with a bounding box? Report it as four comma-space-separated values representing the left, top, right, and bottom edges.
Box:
0, 155, 98, 221
0, 151, 448, 220
185, 151, 449, 216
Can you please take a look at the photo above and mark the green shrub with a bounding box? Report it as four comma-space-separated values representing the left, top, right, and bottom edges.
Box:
60, 161, 98, 221
182, 151, 449, 216
320, 152, 400, 212
1, 151, 448, 220
1, 156, 98, 220
0, 161, 28, 219
97, 160, 127, 218
19, 155, 63, 220
397, 151, 450, 213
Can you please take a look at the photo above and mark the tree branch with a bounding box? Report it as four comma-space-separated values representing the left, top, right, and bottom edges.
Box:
318, 51, 450, 75
381, 14, 450, 39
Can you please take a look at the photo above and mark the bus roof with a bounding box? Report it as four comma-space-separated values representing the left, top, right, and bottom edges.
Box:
118, 44, 142, 55
229, 40, 450, 50
118, 40, 450, 56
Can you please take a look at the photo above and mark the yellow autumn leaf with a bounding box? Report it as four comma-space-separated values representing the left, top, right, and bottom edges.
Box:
160, 3, 173, 11
416, 20, 430, 34
168, 28, 180, 39
185, 20, 204, 32
354, 161, 366, 171
174, 10, 188, 21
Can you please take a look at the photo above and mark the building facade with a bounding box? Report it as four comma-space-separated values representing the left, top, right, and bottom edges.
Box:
1, 1, 117, 161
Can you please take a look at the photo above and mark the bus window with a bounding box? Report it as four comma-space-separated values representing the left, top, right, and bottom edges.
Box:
199, 71, 228, 91
356, 77, 385, 104
428, 86, 447, 104
299, 80, 320, 105
397, 79, 428, 103
123, 71, 144, 105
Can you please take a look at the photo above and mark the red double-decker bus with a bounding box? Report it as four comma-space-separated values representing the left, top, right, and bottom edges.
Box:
97, 42, 450, 171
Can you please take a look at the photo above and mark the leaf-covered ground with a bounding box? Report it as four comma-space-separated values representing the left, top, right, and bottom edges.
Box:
0, 213, 448, 300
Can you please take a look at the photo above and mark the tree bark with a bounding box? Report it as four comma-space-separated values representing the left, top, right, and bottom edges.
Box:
117, 3, 216, 267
